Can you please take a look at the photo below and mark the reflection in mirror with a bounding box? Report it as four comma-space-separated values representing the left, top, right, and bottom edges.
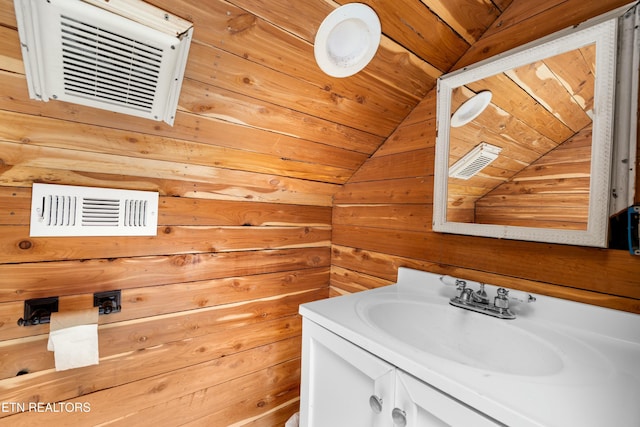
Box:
434, 15, 621, 247
447, 44, 595, 231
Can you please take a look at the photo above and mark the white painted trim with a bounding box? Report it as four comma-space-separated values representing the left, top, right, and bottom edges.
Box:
611, 5, 640, 215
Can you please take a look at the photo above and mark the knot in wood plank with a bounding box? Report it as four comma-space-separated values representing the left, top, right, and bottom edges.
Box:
227, 13, 257, 35
18, 240, 32, 250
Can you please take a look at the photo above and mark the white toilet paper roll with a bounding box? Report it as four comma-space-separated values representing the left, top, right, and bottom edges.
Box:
47, 308, 99, 371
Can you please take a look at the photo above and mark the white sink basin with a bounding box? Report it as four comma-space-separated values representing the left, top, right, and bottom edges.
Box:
357, 297, 565, 376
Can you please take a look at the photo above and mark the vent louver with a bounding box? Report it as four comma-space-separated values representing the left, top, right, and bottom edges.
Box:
31, 184, 158, 237
449, 142, 502, 180
82, 198, 121, 226
60, 15, 162, 113
14, 0, 193, 125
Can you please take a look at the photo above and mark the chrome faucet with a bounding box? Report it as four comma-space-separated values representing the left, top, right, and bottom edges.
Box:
441, 276, 536, 320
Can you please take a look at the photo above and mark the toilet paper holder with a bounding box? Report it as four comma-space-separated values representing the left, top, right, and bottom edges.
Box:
17, 296, 59, 326
93, 290, 121, 315
17, 290, 122, 326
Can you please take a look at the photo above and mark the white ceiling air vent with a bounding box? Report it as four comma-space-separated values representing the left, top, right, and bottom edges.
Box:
449, 142, 502, 180
13, 0, 193, 125
30, 183, 159, 237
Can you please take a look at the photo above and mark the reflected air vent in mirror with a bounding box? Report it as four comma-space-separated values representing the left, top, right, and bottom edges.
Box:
449, 142, 502, 180
31, 184, 158, 236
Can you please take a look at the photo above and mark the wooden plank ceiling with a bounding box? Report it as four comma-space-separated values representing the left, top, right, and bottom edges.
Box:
0, 0, 518, 190
120, 0, 511, 185
0, 0, 520, 206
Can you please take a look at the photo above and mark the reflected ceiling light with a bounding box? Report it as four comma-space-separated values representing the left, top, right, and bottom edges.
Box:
451, 90, 493, 127
314, 3, 381, 78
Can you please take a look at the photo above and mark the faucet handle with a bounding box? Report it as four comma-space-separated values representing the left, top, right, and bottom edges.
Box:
440, 275, 467, 289
507, 289, 536, 303
440, 275, 478, 290
495, 288, 536, 308
439, 275, 469, 295
495, 288, 510, 309
440, 275, 461, 287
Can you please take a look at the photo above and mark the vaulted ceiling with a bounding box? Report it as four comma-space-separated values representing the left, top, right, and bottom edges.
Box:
138, 0, 515, 184
1, 0, 632, 193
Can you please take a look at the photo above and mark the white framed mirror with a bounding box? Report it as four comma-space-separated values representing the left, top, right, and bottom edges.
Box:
433, 10, 633, 247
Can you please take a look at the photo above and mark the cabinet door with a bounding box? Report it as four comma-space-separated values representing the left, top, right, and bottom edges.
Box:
300, 319, 395, 427
394, 370, 502, 427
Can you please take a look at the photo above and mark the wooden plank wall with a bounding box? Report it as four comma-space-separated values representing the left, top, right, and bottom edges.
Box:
0, 0, 348, 424
0, 193, 332, 425
474, 125, 592, 230
332, 2, 640, 313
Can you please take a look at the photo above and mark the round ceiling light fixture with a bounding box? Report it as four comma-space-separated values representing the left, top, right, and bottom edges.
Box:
450, 90, 493, 127
314, 3, 381, 78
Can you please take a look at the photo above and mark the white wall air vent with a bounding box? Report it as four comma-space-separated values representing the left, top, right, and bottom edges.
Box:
449, 142, 502, 180
30, 183, 159, 237
14, 0, 193, 125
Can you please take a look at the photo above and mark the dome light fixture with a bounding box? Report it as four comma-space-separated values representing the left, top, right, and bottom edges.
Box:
451, 90, 493, 127
314, 3, 381, 78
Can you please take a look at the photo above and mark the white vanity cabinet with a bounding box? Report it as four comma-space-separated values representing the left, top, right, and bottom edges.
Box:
300, 318, 500, 427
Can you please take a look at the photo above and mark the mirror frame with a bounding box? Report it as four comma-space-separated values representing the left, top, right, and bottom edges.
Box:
433, 15, 619, 247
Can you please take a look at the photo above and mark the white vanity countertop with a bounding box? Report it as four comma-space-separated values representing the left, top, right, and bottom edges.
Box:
299, 268, 640, 427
